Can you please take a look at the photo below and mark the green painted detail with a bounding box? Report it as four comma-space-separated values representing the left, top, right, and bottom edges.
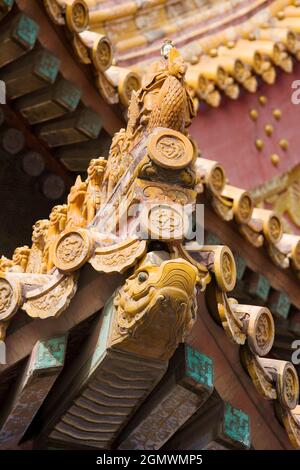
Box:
14, 14, 39, 49
57, 80, 81, 111
185, 345, 214, 390
78, 109, 102, 138
223, 402, 250, 448
34, 335, 66, 370
4, 0, 14, 7
235, 255, 246, 281
205, 232, 220, 245
35, 51, 60, 83
256, 275, 270, 301
276, 292, 290, 319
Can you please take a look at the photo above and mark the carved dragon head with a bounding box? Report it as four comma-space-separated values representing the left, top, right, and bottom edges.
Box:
111, 257, 200, 360
32, 220, 50, 247
49, 205, 67, 223
12, 246, 31, 272
67, 176, 87, 205
87, 158, 107, 184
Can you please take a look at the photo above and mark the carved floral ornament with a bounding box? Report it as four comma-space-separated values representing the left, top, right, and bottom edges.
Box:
1, 45, 300, 447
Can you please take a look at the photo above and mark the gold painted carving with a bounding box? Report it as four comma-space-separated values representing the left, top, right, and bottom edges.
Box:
12, 246, 31, 273
53, 229, 93, 273
109, 258, 200, 361
186, 244, 237, 292
249, 164, 300, 231
66, 176, 87, 229
43, 0, 65, 25
79, 31, 112, 72
83, 158, 107, 224
214, 288, 246, 344
169, 244, 211, 292
0, 247, 31, 274
90, 238, 147, 274
65, 0, 89, 33
140, 203, 189, 241
280, 406, 300, 449
0, 276, 21, 321
241, 347, 277, 399
148, 129, 194, 170
26, 220, 50, 274
44, 0, 89, 32
43, 205, 68, 273
231, 304, 275, 356
221, 186, 253, 225
23, 274, 77, 319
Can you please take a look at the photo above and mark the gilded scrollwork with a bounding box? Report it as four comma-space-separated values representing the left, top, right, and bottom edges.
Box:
241, 345, 300, 446
23, 273, 77, 319
90, 238, 147, 274
231, 304, 275, 356
0, 275, 22, 322
240, 346, 277, 399
279, 406, 300, 449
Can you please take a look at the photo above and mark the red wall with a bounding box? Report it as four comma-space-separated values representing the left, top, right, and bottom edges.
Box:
190, 61, 300, 189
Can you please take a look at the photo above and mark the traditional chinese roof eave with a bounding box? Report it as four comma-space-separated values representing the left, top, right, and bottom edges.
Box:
0, 1, 124, 179
1, 40, 300, 449
45, 0, 300, 109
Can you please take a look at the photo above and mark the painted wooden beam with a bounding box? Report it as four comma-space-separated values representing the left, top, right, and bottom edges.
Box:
45, 297, 167, 449
269, 290, 291, 319
246, 271, 270, 302
0, 12, 39, 67
1, 47, 60, 99
0, 266, 123, 374
0, 1, 14, 22
15, 0, 124, 137
37, 106, 102, 147
0, 334, 67, 449
186, 294, 293, 449
15, 77, 81, 124
164, 392, 251, 450
2, 104, 73, 187
235, 255, 247, 281
203, 204, 300, 309
118, 344, 214, 450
